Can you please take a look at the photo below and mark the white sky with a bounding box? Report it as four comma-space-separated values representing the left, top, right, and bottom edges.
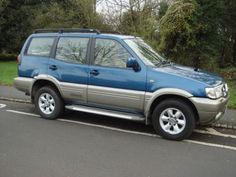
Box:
96, 0, 131, 14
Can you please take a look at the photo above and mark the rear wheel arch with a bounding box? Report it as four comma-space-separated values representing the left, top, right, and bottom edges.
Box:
34, 86, 64, 119
31, 79, 63, 103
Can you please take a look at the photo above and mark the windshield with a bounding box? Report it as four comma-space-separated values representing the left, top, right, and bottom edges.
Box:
125, 38, 166, 66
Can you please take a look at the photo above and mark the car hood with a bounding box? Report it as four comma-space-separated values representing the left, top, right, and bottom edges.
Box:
155, 64, 223, 87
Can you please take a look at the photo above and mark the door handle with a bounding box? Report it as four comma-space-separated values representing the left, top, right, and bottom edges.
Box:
90, 69, 99, 76
49, 65, 57, 70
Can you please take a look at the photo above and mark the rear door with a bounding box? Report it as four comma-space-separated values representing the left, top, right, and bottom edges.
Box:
88, 37, 146, 112
48, 36, 91, 103
20, 36, 55, 78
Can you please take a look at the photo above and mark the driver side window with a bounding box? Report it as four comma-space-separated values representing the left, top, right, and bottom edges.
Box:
94, 39, 131, 68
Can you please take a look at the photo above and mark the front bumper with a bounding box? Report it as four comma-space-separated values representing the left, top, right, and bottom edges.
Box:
190, 96, 229, 125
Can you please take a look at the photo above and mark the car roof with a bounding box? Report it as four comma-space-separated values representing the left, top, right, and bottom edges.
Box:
30, 32, 135, 40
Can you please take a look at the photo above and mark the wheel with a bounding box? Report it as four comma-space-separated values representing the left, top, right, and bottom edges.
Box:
152, 99, 195, 140
34, 86, 64, 119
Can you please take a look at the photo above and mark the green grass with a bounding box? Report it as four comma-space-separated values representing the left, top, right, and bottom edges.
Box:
228, 80, 236, 109
0, 61, 235, 109
0, 61, 17, 85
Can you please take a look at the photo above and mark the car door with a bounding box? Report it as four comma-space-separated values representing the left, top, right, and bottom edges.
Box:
48, 36, 90, 103
88, 38, 146, 112
21, 36, 55, 78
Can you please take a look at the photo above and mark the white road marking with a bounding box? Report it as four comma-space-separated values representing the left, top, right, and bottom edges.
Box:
184, 140, 236, 151
6, 110, 40, 117
0, 104, 6, 109
58, 119, 159, 138
58, 119, 236, 151
194, 128, 236, 139
5, 109, 236, 151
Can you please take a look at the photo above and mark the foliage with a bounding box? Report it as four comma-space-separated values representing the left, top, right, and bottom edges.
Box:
0, 53, 17, 61
158, 0, 169, 18
118, 0, 160, 47
0, 0, 33, 53
32, 0, 104, 28
0, 0, 110, 54
0, 0, 235, 69
219, 67, 236, 80
119, 8, 158, 40
227, 80, 236, 109
158, 0, 226, 67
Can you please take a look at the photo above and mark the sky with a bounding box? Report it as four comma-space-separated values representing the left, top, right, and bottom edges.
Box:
96, 0, 130, 14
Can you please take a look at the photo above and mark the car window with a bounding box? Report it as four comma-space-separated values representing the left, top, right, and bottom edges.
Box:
94, 39, 131, 68
27, 37, 54, 57
125, 38, 165, 66
56, 37, 89, 64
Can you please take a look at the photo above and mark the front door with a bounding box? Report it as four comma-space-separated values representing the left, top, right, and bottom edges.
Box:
88, 38, 146, 112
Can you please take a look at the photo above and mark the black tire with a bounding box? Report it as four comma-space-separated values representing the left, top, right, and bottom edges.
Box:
34, 86, 64, 119
152, 99, 196, 140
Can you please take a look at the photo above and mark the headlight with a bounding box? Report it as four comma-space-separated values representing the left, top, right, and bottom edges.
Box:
224, 83, 229, 92
205, 84, 228, 99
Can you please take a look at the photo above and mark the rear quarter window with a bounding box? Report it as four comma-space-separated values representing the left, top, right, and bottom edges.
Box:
26, 37, 55, 57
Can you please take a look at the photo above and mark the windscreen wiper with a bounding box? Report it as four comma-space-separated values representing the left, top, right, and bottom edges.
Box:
155, 60, 172, 67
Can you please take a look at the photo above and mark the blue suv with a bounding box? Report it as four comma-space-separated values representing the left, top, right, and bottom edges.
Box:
14, 29, 229, 140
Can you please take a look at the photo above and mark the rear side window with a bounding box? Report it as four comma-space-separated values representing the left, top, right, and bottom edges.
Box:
56, 37, 89, 64
26, 37, 54, 57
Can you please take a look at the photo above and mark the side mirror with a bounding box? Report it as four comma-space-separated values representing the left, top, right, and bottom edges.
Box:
126, 58, 141, 72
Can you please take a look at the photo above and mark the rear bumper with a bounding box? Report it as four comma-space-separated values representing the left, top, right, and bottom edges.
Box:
190, 96, 229, 125
14, 77, 34, 95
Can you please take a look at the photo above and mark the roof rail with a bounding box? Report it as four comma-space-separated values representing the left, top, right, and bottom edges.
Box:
34, 28, 101, 34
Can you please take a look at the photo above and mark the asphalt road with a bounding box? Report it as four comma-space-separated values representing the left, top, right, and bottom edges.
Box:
0, 100, 236, 177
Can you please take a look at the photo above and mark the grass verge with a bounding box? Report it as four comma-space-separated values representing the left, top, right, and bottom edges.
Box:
0, 61, 17, 85
228, 80, 236, 109
0, 61, 235, 109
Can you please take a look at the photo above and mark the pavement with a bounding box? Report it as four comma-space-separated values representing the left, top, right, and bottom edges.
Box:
0, 85, 30, 101
0, 85, 236, 129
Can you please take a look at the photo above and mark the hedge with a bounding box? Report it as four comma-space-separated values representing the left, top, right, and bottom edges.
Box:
0, 53, 18, 61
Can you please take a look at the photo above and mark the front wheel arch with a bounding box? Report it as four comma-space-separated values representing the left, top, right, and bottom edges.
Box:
152, 98, 196, 140
148, 94, 199, 124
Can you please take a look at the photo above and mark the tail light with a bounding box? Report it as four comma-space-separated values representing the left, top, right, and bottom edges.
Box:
17, 55, 21, 64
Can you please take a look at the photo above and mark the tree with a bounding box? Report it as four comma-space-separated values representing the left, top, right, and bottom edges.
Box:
158, 0, 225, 69
0, 0, 108, 53
220, 0, 236, 67
0, 0, 52, 53
0, 0, 34, 53
158, 0, 169, 18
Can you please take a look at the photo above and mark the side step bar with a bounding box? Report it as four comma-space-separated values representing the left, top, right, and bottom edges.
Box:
65, 105, 145, 122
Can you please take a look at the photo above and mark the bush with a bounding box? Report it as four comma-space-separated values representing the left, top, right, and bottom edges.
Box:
0, 53, 18, 61
219, 67, 236, 80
